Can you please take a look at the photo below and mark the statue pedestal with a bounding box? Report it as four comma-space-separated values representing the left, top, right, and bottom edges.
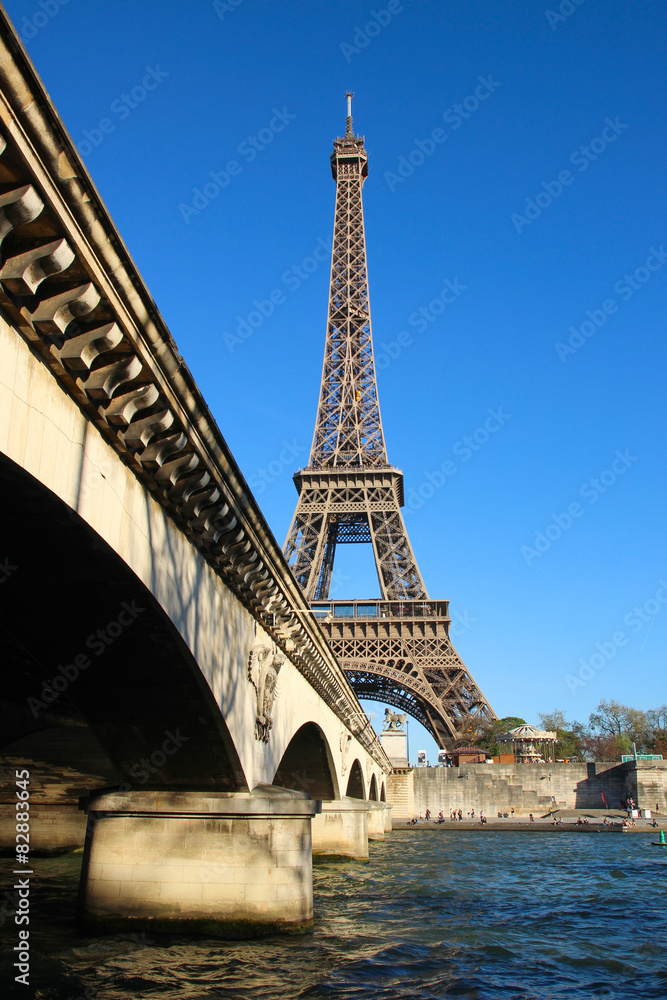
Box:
380, 728, 408, 767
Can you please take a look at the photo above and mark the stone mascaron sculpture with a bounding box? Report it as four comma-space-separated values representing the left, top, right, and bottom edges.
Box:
248, 641, 284, 742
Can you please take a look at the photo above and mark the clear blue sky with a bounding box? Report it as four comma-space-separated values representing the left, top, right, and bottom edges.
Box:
8, 0, 665, 765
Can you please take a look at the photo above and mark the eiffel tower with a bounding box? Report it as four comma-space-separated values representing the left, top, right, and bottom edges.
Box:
283, 95, 495, 747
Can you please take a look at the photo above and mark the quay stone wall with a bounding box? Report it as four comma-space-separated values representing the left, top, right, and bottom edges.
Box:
409, 762, 652, 817
635, 761, 667, 814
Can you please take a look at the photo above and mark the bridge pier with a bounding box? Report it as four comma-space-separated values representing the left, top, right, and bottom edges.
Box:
77, 786, 318, 938
311, 797, 369, 859
367, 802, 386, 841
383, 803, 393, 832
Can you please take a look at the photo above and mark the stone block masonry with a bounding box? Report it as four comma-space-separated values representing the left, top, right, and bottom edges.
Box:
311, 798, 369, 859
635, 761, 667, 814
403, 761, 667, 818
77, 787, 318, 937
386, 767, 414, 820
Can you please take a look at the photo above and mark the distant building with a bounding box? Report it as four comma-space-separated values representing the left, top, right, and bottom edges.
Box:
452, 746, 487, 766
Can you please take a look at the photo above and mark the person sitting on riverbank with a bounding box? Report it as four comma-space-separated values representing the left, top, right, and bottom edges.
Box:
437, 810, 444, 823
529, 813, 534, 822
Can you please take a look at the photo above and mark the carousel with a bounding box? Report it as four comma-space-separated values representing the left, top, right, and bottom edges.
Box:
500, 724, 557, 763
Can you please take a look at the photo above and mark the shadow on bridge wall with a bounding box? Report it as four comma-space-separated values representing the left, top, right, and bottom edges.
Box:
346, 759, 365, 799
0, 453, 247, 791
272, 722, 340, 800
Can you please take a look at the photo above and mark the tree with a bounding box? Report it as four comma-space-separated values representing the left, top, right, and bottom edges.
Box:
646, 705, 667, 755
588, 700, 653, 754
538, 709, 569, 732
475, 716, 526, 756
538, 710, 586, 760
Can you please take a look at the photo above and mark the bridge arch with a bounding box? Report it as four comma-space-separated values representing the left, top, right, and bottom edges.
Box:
345, 758, 365, 799
0, 454, 248, 792
368, 773, 378, 801
271, 722, 340, 800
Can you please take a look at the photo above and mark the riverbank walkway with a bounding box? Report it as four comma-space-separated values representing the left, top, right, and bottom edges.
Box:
395, 809, 666, 833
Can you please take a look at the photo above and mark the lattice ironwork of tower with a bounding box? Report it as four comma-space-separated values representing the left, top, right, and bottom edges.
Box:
283, 96, 496, 747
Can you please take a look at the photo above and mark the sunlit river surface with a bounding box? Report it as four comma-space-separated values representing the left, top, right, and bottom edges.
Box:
2, 831, 666, 999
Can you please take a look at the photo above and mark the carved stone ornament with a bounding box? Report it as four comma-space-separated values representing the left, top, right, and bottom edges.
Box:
339, 731, 352, 774
248, 641, 284, 743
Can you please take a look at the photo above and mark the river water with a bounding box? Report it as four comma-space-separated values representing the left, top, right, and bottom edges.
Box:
1, 831, 665, 999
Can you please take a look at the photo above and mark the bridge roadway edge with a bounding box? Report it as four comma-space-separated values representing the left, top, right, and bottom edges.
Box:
0, 9, 392, 934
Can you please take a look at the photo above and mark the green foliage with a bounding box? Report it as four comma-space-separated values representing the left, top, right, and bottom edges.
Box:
475, 716, 526, 757
538, 702, 667, 762
538, 710, 586, 760
472, 704, 666, 762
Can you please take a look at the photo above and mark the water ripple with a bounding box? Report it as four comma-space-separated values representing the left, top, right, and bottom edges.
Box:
1, 832, 666, 999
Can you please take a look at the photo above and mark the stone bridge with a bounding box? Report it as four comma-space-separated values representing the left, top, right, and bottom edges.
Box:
0, 13, 390, 936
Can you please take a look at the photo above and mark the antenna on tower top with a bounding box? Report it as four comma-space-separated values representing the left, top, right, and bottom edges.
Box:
345, 91, 354, 137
